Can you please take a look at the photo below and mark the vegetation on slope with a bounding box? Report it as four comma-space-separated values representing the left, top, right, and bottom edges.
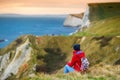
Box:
74, 3, 120, 36
74, 16, 120, 36
28, 36, 81, 73
2, 35, 119, 80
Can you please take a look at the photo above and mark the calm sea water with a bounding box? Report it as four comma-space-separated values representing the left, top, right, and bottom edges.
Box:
0, 16, 78, 48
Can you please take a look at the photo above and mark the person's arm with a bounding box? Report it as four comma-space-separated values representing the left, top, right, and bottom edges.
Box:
67, 55, 77, 67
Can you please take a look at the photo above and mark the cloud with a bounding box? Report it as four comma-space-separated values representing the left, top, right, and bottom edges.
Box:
0, 0, 119, 14
0, 7, 86, 15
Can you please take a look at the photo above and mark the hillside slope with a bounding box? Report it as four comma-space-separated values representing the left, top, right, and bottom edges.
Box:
0, 35, 120, 80
74, 16, 120, 36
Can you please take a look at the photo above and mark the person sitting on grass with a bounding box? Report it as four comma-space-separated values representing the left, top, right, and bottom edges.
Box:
64, 44, 89, 74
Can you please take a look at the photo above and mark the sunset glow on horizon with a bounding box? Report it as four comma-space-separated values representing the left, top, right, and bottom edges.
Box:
0, 0, 119, 15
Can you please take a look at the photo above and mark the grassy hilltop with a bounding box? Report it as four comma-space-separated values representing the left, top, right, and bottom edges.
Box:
0, 2, 120, 80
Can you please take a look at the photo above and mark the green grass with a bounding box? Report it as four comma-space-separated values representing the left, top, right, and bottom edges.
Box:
19, 72, 117, 80
88, 16, 120, 36
74, 16, 120, 36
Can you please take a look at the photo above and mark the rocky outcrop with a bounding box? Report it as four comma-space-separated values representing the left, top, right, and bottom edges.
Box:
0, 39, 32, 80
0, 52, 10, 72
0, 39, 5, 43
63, 14, 82, 27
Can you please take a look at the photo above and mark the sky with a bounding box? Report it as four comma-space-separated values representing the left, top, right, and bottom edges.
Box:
0, 0, 119, 15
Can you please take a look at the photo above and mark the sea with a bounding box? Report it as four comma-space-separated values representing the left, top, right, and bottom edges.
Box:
0, 16, 78, 48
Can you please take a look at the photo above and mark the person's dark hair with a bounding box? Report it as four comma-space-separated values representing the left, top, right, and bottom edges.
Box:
73, 44, 80, 50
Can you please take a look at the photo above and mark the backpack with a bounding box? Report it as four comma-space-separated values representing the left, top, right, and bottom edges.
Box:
76, 51, 89, 71
80, 57, 89, 71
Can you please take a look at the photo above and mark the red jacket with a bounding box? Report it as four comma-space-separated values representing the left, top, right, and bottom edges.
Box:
67, 50, 85, 71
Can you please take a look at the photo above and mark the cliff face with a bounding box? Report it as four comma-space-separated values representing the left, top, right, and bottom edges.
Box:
80, 7, 90, 29
63, 14, 83, 27
0, 38, 32, 80
63, 7, 90, 30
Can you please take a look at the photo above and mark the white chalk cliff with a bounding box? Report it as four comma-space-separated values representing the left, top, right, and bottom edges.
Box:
80, 7, 90, 30
0, 39, 32, 80
64, 7, 90, 30
63, 15, 82, 27
66, 7, 90, 35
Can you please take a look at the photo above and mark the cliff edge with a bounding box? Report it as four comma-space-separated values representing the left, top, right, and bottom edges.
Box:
63, 13, 83, 27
